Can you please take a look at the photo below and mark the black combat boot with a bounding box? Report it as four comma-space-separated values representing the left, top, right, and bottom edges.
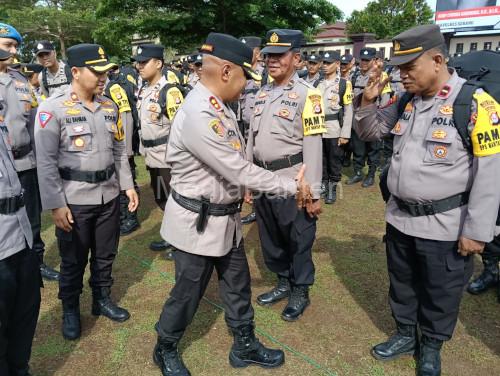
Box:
467, 256, 499, 295
62, 298, 81, 340
362, 169, 376, 188
92, 287, 130, 322
417, 335, 442, 376
241, 212, 256, 225
229, 323, 284, 369
153, 338, 191, 376
371, 322, 417, 361
40, 262, 60, 281
257, 277, 290, 306
150, 240, 174, 252
281, 285, 310, 321
120, 191, 140, 236
325, 181, 337, 204
320, 180, 327, 198
346, 170, 363, 185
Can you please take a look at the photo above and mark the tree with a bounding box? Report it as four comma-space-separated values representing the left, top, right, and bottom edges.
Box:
1, 0, 99, 60
346, 0, 433, 40
96, 0, 342, 56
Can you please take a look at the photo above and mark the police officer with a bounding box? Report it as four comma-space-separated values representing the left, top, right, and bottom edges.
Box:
186, 54, 202, 88
0, 23, 61, 281
317, 51, 353, 204
247, 29, 325, 321
340, 53, 356, 167
0, 46, 41, 376
355, 24, 500, 375
105, 66, 141, 236
22, 63, 45, 103
133, 44, 184, 258
304, 54, 322, 86
347, 47, 391, 187
35, 44, 139, 340
154, 32, 313, 375
35, 40, 71, 98
238, 36, 262, 225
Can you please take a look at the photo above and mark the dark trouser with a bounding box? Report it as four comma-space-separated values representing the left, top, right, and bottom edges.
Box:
254, 196, 316, 286
385, 224, 473, 341
482, 234, 500, 261
0, 248, 41, 376
352, 129, 381, 173
56, 197, 120, 300
148, 167, 171, 211
156, 239, 254, 341
17, 168, 44, 259
322, 138, 344, 183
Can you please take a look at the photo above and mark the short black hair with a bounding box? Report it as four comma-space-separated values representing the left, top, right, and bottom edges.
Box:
428, 44, 448, 58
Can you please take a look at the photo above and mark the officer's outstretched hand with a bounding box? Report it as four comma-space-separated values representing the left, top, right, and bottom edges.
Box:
126, 189, 139, 212
295, 164, 313, 209
458, 236, 485, 256
362, 61, 389, 107
52, 206, 74, 232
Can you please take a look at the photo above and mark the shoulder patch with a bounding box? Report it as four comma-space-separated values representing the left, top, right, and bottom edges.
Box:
302, 88, 326, 136
38, 112, 53, 128
208, 119, 225, 138
471, 91, 500, 157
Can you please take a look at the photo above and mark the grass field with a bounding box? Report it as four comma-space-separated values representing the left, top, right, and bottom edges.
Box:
31, 157, 500, 376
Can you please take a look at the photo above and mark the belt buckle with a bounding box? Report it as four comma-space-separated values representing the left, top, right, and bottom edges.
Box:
422, 203, 435, 216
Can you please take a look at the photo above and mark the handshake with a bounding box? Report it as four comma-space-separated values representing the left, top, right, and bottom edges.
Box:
244, 164, 322, 218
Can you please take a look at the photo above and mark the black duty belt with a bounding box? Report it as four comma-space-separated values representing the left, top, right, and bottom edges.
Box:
171, 189, 243, 233
393, 191, 469, 217
142, 135, 168, 148
0, 193, 25, 215
47, 81, 69, 89
255, 152, 303, 172
12, 144, 32, 160
59, 164, 115, 184
325, 113, 340, 121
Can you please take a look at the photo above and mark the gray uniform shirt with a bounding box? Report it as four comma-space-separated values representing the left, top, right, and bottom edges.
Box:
160, 82, 297, 257
38, 61, 70, 98
0, 123, 33, 260
354, 70, 500, 242
317, 75, 353, 139
35, 86, 134, 210
247, 73, 325, 198
0, 68, 36, 172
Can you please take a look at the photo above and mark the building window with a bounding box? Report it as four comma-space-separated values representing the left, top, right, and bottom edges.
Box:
484, 42, 492, 50
345, 48, 350, 55
470, 42, 477, 51
379, 47, 386, 59
456, 43, 463, 54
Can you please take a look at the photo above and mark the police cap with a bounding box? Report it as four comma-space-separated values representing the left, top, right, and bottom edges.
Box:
389, 24, 445, 66
307, 54, 320, 63
194, 54, 202, 66
0, 23, 22, 44
340, 53, 353, 64
322, 51, 341, 63
132, 44, 164, 62
261, 29, 303, 54
239, 36, 262, 49
67, 43, 117, 73
199, 32, 261, 81
35, 40, 55, 56
22, 63, 43, 75
359, 47, 377, 61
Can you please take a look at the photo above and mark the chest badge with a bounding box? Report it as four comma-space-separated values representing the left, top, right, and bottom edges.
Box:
74, 137, 85, 148
439, 105, 453, 115
432, 130, 447, 139
288, 92, 298, 100
433, 145, 448, 159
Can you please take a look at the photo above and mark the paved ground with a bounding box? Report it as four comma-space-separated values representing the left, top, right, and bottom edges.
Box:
31, 157, 500, 376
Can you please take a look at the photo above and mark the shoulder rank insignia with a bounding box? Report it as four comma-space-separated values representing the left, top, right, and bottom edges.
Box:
209, 96, 222, 111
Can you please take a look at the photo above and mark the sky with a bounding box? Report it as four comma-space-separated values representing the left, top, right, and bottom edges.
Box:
329, 0, 438, 19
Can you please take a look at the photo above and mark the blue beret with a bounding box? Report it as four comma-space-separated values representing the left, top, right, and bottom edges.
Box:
0, 23, 22, 44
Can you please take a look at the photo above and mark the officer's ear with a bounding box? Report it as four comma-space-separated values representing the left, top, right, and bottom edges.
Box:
292, 51, 301, 66
221, 63, 232, 82
71, 67, 80, 80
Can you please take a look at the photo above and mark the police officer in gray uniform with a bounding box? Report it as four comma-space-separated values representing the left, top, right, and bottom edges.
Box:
247, 29, 325, 322
35, 44, 139, 341
35, 40, 71, 98
354, 24, 500, 376
0, 46, 41, 376
154, 32, 313, 376
0, 23, 60, 281
304, 54, 322, 87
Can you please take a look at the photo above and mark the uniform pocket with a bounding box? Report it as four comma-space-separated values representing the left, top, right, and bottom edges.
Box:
272, 106, 298, 137
423, 126, 457, 165
65, 123, 92, 152
105, 121, 117, 149
445, 249, 466, 272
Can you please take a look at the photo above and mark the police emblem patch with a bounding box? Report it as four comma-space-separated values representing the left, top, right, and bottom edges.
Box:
439, 106, 453, 115
74, 137, 85, 148
433, 145, 448, 159
278, 108, 290, 118
490, 112, 499, 126
39, 112, 53, 128
209, 119, 225, 138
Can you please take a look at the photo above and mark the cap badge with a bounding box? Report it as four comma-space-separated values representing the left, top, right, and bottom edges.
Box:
37, 43, 44, 50
324, 53, 329, 58
241, 38, 246, 43
311, 55, 315, 59
394, 41, 401, 52
98, 47, 105, 58
0, 27, 8, 35
363, 50, 368, 55
270, 32, 279, 43
137, 47, 142, 55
